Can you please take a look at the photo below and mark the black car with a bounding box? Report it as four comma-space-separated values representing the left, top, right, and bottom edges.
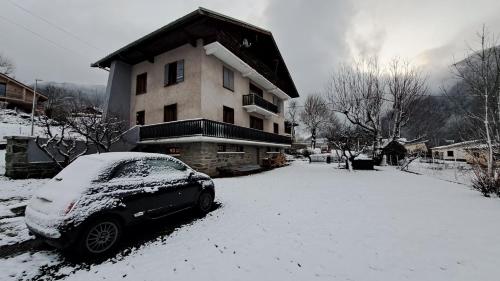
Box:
25, 152, 215, 257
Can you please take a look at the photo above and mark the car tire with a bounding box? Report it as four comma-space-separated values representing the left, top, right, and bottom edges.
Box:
76, 217, 122, 258
196, 191, 214, 215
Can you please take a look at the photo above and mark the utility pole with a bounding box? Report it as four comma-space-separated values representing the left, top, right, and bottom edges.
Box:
31, 79, 42, 136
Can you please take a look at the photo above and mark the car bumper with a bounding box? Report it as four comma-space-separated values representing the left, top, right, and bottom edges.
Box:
25, 208, 79, 249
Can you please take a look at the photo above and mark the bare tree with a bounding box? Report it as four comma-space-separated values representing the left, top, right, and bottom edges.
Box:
0, 53, 15, 76
321, 114, 370, 170
67, 104, 126, 153
386, 58, 428, 140
327, 58, 385, 158
300, 94, 328, 149
286, 99, 299, 142
35, 106, 88, 169
449, 26, 500, 178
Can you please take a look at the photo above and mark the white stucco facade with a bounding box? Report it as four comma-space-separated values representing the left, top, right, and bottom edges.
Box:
128, 41, 288, 136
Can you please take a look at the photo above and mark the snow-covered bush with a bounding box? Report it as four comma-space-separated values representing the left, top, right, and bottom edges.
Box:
471, 166, 500, 197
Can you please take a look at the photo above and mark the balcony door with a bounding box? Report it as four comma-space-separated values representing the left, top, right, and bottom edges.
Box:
250, 116, 263, 131
249, 83, 263, 97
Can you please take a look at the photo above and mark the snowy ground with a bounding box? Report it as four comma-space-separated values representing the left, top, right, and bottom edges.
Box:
0, 109, 48, 141
406, 159, 473, 185
1, 161, 500, 280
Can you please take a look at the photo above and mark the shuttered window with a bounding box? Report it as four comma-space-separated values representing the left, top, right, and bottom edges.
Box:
136, 110, 145, 125
164, 60, 184, 86
223, 106, 234, 124
164, 104, 177, 122
136, 73, 147, 95
250, 116, 264, 131
223, 66, 234, 91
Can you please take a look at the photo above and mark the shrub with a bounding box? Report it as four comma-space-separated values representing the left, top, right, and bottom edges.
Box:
471, 166, 500, 197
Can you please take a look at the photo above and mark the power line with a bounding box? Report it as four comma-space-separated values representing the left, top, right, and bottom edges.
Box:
6, 0, 104, 53
0, 14, 91, 60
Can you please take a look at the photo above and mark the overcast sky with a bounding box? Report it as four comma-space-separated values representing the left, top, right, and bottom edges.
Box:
1, 0, 500, 95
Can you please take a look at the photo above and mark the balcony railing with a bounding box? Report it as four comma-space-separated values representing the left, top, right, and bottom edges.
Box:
242, 94, 278, 114
140, 119, 291, 145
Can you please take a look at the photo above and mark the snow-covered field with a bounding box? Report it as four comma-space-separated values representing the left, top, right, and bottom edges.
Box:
406, 159, 473, 185
0, 110, 48, 141
1, 161, 500, 281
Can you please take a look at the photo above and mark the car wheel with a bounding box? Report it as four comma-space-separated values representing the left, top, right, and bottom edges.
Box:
196, 191, 214, 214
77, 217, 122, 257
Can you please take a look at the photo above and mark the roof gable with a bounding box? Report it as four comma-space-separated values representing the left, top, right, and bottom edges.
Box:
91, 7, 299, 98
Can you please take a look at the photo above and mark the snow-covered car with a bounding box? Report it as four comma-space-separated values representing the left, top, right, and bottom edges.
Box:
25, 152, 215, 257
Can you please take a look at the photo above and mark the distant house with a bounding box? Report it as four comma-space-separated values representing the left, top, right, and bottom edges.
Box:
403, 139, 429, 155
431, 140, 480, 162
0, 72, 47, 113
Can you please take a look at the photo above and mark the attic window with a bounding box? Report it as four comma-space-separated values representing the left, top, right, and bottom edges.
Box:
164, 60, 184, 86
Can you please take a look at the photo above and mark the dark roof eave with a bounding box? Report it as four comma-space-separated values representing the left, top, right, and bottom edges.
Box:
91, 7, 272, 68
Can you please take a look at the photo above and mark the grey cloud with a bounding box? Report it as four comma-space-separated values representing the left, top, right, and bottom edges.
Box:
263, 0, 356, 98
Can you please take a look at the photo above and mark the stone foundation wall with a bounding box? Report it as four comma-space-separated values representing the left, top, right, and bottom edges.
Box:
139, 142, 278, 176
4, 136, 61, 179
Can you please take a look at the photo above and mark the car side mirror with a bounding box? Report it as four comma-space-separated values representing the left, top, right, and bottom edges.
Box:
188, 170, 195, 180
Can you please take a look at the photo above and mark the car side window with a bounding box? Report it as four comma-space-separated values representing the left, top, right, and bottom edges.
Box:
145, 159, 188, 177
111, 160, 149, 179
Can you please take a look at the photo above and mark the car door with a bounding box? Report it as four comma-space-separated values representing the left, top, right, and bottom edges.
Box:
144, 159, 200, 214
104, 160, 156, 220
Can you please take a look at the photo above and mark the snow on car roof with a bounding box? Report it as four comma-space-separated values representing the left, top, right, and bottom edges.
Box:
69, 152, 188, 181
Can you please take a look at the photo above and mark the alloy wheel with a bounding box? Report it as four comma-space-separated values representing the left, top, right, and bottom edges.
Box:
85, 221, 119, 254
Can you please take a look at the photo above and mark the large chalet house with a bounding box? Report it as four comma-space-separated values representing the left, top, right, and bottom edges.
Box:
0, 72, 47, 113
92, 8, 299, 176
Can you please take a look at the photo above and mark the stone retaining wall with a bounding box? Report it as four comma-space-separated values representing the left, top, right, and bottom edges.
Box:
4, 136, 61, 179
139, 142, 276, 176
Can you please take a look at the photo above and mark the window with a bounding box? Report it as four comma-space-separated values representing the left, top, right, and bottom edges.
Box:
136, 73, 147, 95
272, 96, 280, 112
164, 60, 184, 86
250, 116, 263, 131
447, 151, 454, 157
146, 159, 187, 174
284, 122, 292, 134
273, 123, 279, 134
218, 144, 226, 152
111, 160, 148, 179
164, 104, 177, 122
223, 106, 234, 124
272, 95, 279, 105
0, 83, 6, 97
237, 146, 244, 152
136, 110, 145, 125
249, 83, 263, 97
166, 147, 181, 155
223, 66, 234, 91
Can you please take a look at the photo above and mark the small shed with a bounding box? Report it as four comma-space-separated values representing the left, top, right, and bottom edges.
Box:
382, 140, 407, 165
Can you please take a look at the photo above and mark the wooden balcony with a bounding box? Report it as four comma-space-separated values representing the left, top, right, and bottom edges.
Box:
139, 119, 291, 145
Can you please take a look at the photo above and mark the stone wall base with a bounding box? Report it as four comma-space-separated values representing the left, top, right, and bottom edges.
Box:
139, 142, 281, 176
6, 162, 61, 179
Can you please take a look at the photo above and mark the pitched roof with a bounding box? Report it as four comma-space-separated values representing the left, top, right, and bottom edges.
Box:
431, 140, 481, 150
0, 72, 48, 100
91, 7, 299, 98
